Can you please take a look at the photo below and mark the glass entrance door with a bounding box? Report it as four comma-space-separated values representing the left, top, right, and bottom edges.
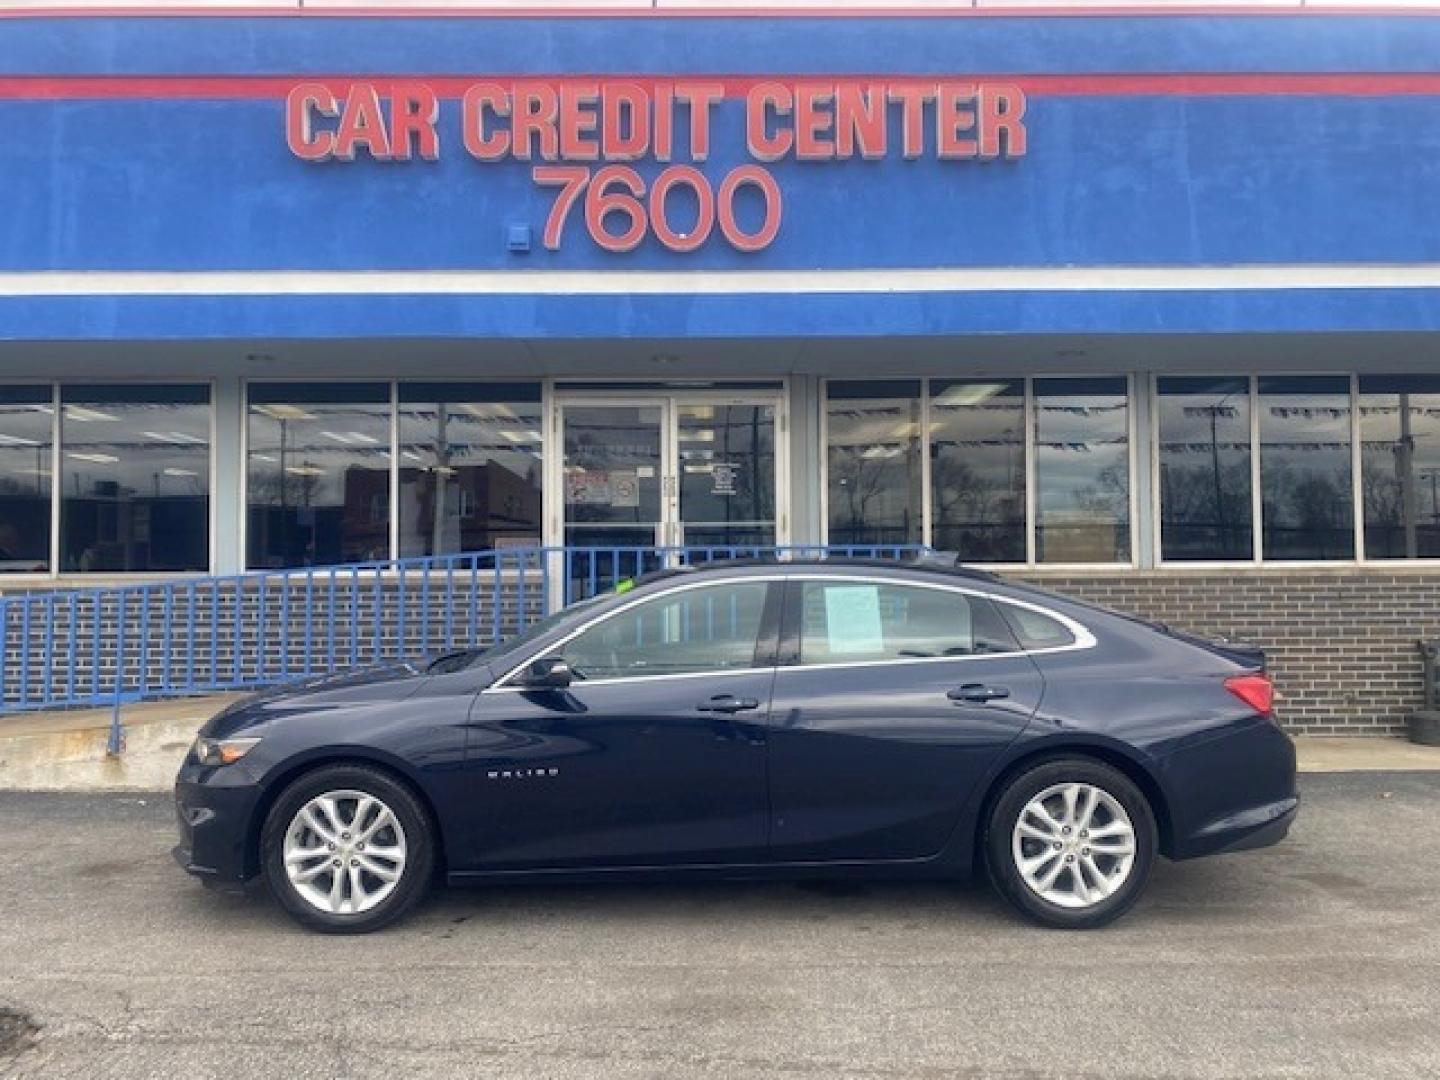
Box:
675, 401, 777, 549
559, 402, 666, 551
555, 394, 784, 556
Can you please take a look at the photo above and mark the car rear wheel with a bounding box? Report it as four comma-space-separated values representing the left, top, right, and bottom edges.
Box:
986, 758, 1156, 929
261, 764, 434, 933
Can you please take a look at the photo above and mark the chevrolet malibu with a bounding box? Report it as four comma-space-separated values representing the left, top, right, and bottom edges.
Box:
174, 556, 1298, 933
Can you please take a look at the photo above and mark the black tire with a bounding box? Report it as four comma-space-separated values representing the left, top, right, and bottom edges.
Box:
260, 764, 435, 934
985, 757, 1157, 930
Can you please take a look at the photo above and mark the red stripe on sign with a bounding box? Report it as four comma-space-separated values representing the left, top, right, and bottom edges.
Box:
3, 73, 1440, 100
4, 6, 1440, 20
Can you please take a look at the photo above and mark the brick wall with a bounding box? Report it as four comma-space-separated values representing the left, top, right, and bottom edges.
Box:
1018, 568, 1440, 736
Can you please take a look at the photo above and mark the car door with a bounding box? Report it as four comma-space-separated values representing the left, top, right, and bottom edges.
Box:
459, 576, 780, 871
766, 574, 1045, 863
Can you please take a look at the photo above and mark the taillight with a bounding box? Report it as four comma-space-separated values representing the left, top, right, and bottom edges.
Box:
1224, 673, 1275, 716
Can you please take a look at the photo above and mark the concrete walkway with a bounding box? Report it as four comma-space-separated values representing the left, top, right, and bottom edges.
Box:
1, 691, 1438, 792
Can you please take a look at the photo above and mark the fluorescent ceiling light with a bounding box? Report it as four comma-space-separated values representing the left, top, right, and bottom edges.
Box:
860, 445, 904, 460
499, 430, 543, 444
63, 406, 120, 423
460, 403, 518, 421
66, 452, 119, 464
934, 383, 1010, 408
143, 430, 207, 445
163, 468, 199, 478
680, 429, 716, 443
0, 434, 41, 447
285, 465, 325, 477
254, 404, 318, 422
251, 454, 278, 463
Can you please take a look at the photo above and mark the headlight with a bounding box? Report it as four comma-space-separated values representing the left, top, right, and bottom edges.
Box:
192, 736, 262, 766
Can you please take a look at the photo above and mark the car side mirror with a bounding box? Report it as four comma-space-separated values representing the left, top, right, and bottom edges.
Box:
520, 656, 573, 689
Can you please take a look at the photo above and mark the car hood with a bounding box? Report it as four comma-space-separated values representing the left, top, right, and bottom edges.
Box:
203, 661, 432, 738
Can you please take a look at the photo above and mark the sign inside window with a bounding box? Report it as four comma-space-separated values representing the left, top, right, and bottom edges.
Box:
710, 462, 738, 496
822, 585, 885, 655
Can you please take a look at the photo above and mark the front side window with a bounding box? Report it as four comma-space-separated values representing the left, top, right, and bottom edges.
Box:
60, 384, 210, 572
796, 580, 1016, 665
1034, 378, 1130, 563
247, 383, 391, 568
1259, 376, 1353, 560
1157, 376, 1254, 561
1358, 375, 1440, 560
826, 381, 922, 546
930, 380, 1026, 562
0, 386, 53, 573
561, 580, 770, 681
397, 384, 543, 557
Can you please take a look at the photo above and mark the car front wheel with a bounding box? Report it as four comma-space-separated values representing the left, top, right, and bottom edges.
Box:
261, 764, 434, 933
986, 758, 1157, 929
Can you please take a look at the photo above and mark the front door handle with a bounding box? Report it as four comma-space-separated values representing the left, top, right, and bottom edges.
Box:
948, 683, 1010, 704
696, 694, 762, 714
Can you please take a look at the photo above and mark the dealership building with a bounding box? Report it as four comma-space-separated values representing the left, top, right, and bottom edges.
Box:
2, 2, 1440, 734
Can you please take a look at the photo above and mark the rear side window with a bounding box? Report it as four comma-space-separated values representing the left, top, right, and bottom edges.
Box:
998, 603, 1077, 650
796, 581, 1018, 665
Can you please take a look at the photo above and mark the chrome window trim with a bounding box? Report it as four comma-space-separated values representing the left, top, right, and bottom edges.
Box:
483, 570, 1095, 692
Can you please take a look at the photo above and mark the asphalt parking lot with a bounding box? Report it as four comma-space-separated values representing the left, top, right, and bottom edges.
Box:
1, 772, 1437, 1080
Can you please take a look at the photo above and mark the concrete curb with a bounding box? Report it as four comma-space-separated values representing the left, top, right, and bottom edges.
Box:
0, 694, 247, 793
2, 692, 1439, 793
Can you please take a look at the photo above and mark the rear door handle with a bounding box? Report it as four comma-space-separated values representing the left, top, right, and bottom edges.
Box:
948, 684, 1010, 704
697, 694, 762, 714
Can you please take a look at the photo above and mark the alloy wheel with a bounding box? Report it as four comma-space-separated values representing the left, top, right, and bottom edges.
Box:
1011, 782, 1137, 909
282, 789, 408, 916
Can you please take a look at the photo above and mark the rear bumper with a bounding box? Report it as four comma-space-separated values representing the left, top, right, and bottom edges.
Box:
1183, 794, 1299, 857
1160, 718, 1299, 861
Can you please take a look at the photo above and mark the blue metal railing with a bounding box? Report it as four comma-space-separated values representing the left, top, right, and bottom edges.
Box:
0, 544, 925, 752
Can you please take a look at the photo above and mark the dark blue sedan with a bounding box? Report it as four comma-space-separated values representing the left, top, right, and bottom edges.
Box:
174, 556, 1298, 933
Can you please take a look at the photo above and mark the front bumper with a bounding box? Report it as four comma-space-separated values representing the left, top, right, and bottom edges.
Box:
1160, 718, 1299, 861
174, 763, 264, 884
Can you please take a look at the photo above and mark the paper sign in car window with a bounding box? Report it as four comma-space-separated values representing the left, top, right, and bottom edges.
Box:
823, 585, 885, 655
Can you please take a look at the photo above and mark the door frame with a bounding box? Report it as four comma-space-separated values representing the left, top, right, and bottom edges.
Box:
546, 388, 791, 552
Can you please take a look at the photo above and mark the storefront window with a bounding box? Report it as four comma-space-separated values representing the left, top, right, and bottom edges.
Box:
1034, 378, 1130, 563
930, 379, 1025, 562
826, 380, 922, 546
1157, 376, 1254, 561
247, 383, 391, 568
1358, 375, 1440, 560
0, 387, 53, 573
59, 385, 210, 572
397, 383, 543, 556
1258, 376, 1354, 560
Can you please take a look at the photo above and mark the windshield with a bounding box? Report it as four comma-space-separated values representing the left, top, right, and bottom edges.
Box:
427, 592, 611, 673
